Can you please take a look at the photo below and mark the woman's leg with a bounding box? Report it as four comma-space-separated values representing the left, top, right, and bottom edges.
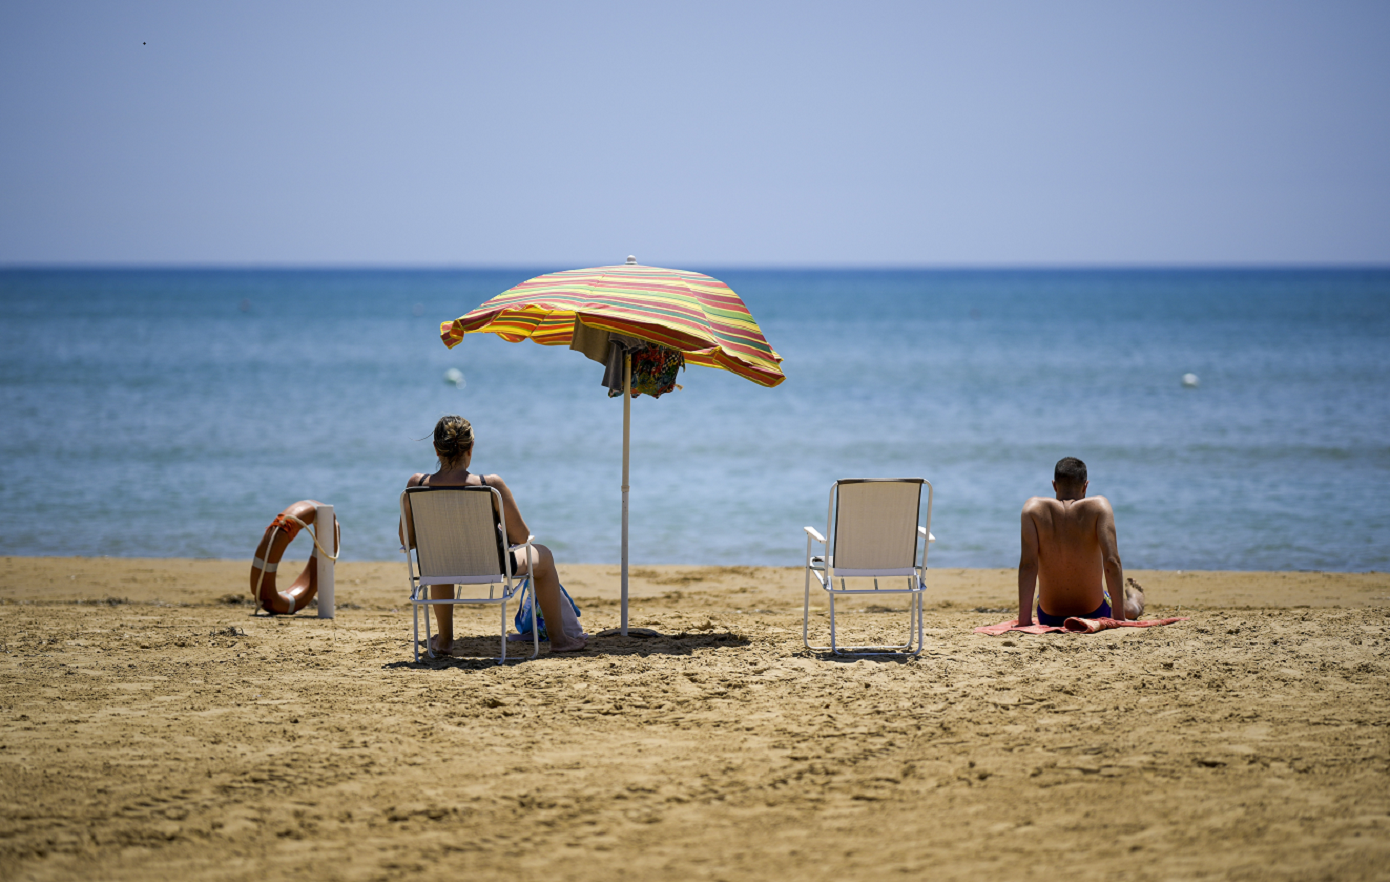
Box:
516, 544, 585, 651
429, 584, 454, 653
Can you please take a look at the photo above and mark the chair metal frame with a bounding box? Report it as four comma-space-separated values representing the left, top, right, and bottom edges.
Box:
802, 478, 935, 657
401, 485, 539, 664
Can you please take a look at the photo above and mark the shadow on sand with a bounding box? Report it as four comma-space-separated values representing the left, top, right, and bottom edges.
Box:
382, 630, 752, 671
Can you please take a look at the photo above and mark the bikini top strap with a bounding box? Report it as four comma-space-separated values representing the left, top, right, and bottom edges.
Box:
415, 471, 479, 488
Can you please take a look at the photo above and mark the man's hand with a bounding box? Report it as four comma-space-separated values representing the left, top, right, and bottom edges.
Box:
1096, 499, 1124, 621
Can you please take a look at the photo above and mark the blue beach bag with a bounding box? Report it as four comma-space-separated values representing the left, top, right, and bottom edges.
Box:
512, 580, 582, 642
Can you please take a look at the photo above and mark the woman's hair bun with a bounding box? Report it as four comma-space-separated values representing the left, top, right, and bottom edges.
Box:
433, 415, 474, 462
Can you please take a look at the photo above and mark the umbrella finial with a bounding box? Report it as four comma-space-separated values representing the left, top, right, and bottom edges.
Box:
626, 255, 637, 265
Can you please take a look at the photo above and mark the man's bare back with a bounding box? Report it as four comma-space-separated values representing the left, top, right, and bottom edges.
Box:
1017, 458, 1142, 625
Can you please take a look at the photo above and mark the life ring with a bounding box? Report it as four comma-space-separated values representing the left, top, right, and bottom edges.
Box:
250, 500, 340, 615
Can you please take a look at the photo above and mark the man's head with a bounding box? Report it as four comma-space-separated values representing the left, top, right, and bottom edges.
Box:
1053, 456, 1088, 499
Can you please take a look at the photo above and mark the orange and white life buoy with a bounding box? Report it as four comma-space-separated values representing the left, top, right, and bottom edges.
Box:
250, 500, 340, 615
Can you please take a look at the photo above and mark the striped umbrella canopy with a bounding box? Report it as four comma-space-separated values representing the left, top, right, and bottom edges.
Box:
440, 262, 785, 387
439, 260, 784, 638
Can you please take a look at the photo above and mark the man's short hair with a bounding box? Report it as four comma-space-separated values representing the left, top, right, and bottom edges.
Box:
1055, 457, 1087, 487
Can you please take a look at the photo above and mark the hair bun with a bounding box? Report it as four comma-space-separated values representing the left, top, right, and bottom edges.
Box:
433, 415, 474, 463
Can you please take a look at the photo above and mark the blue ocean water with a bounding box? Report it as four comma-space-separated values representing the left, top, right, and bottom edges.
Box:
1, 268, 1387, 571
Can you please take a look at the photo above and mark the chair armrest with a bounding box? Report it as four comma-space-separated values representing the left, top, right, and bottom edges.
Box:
918, 526, 936, 542
804, 526, 826, 543
507, 534, 536, 552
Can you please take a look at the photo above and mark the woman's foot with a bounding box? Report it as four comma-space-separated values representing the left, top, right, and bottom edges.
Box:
427, 633, 454, 658
549, 633, 587, 653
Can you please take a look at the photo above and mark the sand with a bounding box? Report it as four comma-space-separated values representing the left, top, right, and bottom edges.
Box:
1, 556, 1387, 881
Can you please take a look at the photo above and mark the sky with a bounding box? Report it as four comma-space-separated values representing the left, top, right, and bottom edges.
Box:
2, 1, 1388, 268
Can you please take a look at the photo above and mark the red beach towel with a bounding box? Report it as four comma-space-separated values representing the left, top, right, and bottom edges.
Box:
973, 616, 1187, 636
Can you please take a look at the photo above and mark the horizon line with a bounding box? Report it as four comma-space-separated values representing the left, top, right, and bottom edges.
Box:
4, 260, 1390, 273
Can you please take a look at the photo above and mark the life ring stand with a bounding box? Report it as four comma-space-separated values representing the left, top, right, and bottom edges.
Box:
250, 500, 341, 615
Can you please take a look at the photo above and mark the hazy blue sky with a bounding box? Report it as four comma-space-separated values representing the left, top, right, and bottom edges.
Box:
2, 1, 1388, 267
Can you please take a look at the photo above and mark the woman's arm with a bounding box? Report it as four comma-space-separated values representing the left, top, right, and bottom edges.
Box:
399, 473, 426, 550
486, 475, 532, 546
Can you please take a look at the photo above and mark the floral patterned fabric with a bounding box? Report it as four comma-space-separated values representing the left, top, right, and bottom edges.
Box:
609, 342, 685, 399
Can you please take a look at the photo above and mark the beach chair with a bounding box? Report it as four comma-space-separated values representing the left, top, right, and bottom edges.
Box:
401, 485, 538, 663
802, 478, 935, 656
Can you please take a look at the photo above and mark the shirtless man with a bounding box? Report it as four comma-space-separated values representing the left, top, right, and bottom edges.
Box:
1017, 457, 1144, 626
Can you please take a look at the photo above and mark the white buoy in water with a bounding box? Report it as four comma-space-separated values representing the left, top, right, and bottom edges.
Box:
443, 367, 464, 387
1181, 373, 1200, 388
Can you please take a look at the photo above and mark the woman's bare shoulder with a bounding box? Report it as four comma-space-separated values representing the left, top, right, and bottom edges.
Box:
483, 473, 511, 491
406, 472, 427, 488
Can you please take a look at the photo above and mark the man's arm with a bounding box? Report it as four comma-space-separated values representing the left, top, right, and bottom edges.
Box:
1095, 498, 1124, 621
1018, 503, 1041, 626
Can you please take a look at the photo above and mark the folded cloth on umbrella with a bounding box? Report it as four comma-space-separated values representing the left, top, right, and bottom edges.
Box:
608, 342, 684, 398
974, 616, 1187, 636
570, 318, 628, 363
568, 319, 654, 394
601, 338, 641, 394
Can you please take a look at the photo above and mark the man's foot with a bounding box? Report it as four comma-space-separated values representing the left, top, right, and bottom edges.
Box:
427, 634, 454, 658
549, 633, 587, 653
1124, 578, 1146, 619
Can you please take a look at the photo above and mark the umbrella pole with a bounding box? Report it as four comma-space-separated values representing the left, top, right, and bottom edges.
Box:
597, 352, 658, 641
600, 354, 656, 641
621, 353, 631, 636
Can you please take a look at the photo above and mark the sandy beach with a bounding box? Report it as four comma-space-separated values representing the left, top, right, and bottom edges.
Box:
1, 556, 1387, 881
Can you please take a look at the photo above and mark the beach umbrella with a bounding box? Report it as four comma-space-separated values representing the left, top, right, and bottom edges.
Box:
440, 258, 785, 636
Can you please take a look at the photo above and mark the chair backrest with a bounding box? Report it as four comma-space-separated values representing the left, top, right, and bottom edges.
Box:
402, 486, 506, 584
830, 479, 924, 573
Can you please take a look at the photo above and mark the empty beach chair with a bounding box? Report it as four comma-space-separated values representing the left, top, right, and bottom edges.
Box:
401, 485, 538, 663
802, 478, 935, 656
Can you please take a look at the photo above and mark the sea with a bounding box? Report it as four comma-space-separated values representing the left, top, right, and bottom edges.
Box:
1, 268, 1387, 572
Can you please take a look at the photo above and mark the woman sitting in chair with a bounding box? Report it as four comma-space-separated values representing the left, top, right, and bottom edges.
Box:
400, 414, 587, 656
